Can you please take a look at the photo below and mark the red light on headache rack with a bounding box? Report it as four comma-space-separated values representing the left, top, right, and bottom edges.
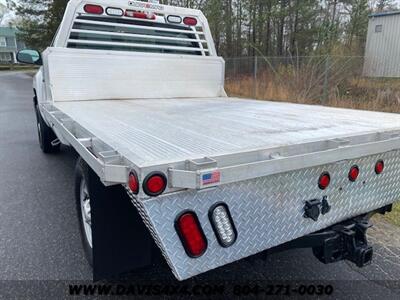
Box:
183, 17, 198, 26
125, 10, 156, 20
84, 4, 104, 15
176, 212, 207, 258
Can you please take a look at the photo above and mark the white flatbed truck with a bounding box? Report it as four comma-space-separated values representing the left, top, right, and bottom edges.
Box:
17, 0, 400, 281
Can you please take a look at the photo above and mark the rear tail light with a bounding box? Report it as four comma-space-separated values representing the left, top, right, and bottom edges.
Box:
375, 160, 384, 174
318, 172, 331, 190
349, 166, 360, 182
143, 172, 167, 197
176, 212, 207, 257
128, 172, 139, 194
209, 204, 237, 247
106, 7, 124, 17
183, 17, 197, 26
125, 10, 156, 20
84, 4, 104, 15
167, 15, 182, 24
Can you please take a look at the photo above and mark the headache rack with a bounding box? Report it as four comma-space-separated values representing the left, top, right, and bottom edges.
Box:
67, 13, 210, 56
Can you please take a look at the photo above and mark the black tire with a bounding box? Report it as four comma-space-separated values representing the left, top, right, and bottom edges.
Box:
75, 158, 93, 267
74, 157, 171, 280
35, 105, 60, 154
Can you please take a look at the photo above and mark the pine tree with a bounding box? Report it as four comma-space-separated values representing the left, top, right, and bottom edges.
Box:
10, 0, 48, 49
43, 0, 68, 46
12, 0, 68, 50
346, 0, 369, 54
9, 0, 389, 57
376, 0, 397, 12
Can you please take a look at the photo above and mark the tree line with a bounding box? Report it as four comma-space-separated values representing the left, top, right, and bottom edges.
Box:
9, 0, 398, 56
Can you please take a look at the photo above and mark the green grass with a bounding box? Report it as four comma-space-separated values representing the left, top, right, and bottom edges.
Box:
384, 203, 400, 227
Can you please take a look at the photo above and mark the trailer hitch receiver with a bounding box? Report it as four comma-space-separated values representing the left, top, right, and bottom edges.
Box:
313, 219, 373, 268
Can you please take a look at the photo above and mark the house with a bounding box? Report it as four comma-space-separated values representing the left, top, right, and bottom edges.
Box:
363, 11, 400, 77
0, 27, 25, 64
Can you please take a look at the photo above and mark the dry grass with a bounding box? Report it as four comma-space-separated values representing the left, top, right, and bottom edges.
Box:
384, 204, 400, 227
373, 203, 400, 227
0, 64, 39, 72
225, 70, 400, 226
225, 74, 400, 113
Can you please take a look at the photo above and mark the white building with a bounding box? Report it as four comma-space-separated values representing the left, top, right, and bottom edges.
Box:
364, 11, 400, 77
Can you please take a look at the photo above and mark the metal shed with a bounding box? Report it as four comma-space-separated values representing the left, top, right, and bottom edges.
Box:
363, 11, 400, 78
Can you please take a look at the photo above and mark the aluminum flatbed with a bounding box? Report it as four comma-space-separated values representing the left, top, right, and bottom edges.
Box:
53, 97, 400, 167
19, 0, 400, 282
40, 95, 400, 280
44, 96, 400, 191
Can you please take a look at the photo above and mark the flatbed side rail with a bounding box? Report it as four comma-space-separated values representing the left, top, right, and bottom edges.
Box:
169, 130, 400, 190
41, 104, 130, 185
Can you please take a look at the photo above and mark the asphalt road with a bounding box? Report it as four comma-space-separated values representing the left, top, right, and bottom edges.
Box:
1, 71, 400, 299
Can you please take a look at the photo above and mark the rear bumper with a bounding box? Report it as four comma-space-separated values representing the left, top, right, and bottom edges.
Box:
127, 150, 400, 281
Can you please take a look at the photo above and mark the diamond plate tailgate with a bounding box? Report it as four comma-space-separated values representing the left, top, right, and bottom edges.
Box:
129, 150, 400, 280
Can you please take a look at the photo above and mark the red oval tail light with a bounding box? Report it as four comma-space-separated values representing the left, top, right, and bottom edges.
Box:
176, 212, 207, 257
375, 160, 384, 175
349, 166, 360, 182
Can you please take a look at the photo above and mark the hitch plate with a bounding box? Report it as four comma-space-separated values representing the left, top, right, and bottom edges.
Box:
313, 219, 374, 268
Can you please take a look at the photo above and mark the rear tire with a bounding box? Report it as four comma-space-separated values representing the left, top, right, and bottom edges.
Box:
35, 105, 60, 154
75, 158, 93, 267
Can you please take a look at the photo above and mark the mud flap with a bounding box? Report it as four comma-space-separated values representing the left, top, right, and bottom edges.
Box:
88, 168, 153, 281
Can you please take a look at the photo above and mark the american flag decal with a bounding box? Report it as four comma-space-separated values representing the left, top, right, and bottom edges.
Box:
202, 170, 221, 185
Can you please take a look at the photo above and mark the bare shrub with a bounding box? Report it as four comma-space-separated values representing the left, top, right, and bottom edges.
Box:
225, 56, 400, 113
